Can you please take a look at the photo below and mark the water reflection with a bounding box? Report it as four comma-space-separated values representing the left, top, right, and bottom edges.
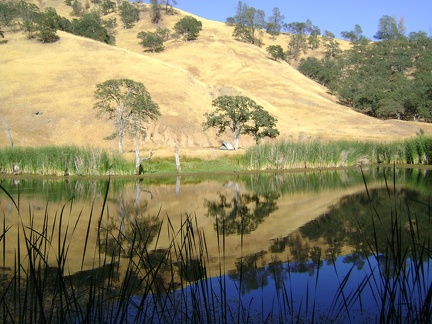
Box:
0, 167, 431, 322
204, 190, 279, 235
229, 253, 268, 295
298, 187, 432, 267
99, 183, 161, 258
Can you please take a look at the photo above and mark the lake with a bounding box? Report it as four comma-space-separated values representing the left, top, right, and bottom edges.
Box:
0, 166, 431, 323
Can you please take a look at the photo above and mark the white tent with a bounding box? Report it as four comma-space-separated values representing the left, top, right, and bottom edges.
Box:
219, 142, 234, 150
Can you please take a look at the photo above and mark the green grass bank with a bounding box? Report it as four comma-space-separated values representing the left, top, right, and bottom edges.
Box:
0, 136, 431, 176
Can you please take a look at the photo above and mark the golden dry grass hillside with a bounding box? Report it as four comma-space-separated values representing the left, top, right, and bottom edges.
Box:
2, 2, 432, 158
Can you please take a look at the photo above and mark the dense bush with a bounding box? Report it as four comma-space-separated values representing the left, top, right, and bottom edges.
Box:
68, 12, 115, 44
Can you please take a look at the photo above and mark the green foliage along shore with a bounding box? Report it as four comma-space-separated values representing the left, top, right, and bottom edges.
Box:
242, 135, 432, 170
0, 136, 431, 176
0, 146, 131, 176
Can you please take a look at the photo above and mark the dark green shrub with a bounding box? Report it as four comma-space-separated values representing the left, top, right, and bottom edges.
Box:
174, 15, 202, 41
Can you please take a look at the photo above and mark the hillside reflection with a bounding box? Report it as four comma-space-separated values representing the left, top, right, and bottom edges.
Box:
0, 168, 431, 280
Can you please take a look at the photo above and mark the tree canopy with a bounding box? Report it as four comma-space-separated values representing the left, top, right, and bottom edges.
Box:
203, 96, 279, 150
69, 12, 115, 44
119, 0, 139, 29
266, 7, 284, 37
149, 0, 161, 23
298, 16, 432, 121
266, 45, 285, 62
231, 1, 265, 46
137, 30, 165, 52
173, 15, 202, 41
374, 15, 406, 41
94, 79, 161, 153
0, 0, 115, 44
161, 0, 177, 14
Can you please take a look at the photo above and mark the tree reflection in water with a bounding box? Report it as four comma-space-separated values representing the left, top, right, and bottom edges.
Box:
204, 185, 279, 235
229, 253, 268, 295
99, 182, 161, 258
268, 187, 431, 278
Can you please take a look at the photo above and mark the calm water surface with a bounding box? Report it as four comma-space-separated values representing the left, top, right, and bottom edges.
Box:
0, 167, 431, 322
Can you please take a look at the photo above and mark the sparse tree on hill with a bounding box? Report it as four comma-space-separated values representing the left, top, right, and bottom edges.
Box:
232, 1, 265, 46
70, 12, 115, 44
203, 96, 279, 150
305, 19, 321, 50
308, 30, 321, 50
36, 7, 62, 43
119, 1, 139, 29
174, 15, 202, 41
137, 30, 164, 52
150, 0, 161, 23
266, 44, 285, 61
100, 0, 116, 15
155, 26, 170, 40
94, 79, 161, 153
161, 0, 177, 14
285, 21, 309, 60
266, 7, 284, 37
374, 15, 406, 41
322, 30, 341, 58
225, 17, 236, 26
71, 0, 84, 17
341, 24, 366, 42
0, 1, 18, 28
103, 17, 117, 34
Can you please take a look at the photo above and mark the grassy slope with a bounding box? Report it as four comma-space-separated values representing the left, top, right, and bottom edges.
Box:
1, 2, 432, 159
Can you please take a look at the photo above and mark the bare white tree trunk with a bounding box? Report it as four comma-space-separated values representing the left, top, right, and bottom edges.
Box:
134, 143, 153, 175
175, 146, 181, 172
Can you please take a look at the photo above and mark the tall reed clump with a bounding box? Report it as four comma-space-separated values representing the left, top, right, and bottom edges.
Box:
404, 134, 432, 164
0, 146, 132, 175
324, 168, 432, 322
242, 137, 432, 170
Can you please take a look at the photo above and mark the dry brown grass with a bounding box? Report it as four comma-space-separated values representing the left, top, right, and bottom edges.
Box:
1, 2, 432, 159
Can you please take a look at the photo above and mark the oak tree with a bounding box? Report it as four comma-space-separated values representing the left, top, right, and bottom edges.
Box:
266, 7, 284, 37
119, 0, 139, 29
150, 0, 161, 23
374, 15, 406, 41
174, 15, 202, 41
266, 44, 285, 61
94, 79, 161, 153
232, 1, 265, 46
203, 96, 279, 150
137, 30, 164, 52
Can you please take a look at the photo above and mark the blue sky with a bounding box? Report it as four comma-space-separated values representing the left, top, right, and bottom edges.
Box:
174, 1, 431, 39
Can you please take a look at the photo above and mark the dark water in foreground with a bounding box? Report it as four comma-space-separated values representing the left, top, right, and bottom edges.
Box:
0, 167, 431, 322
